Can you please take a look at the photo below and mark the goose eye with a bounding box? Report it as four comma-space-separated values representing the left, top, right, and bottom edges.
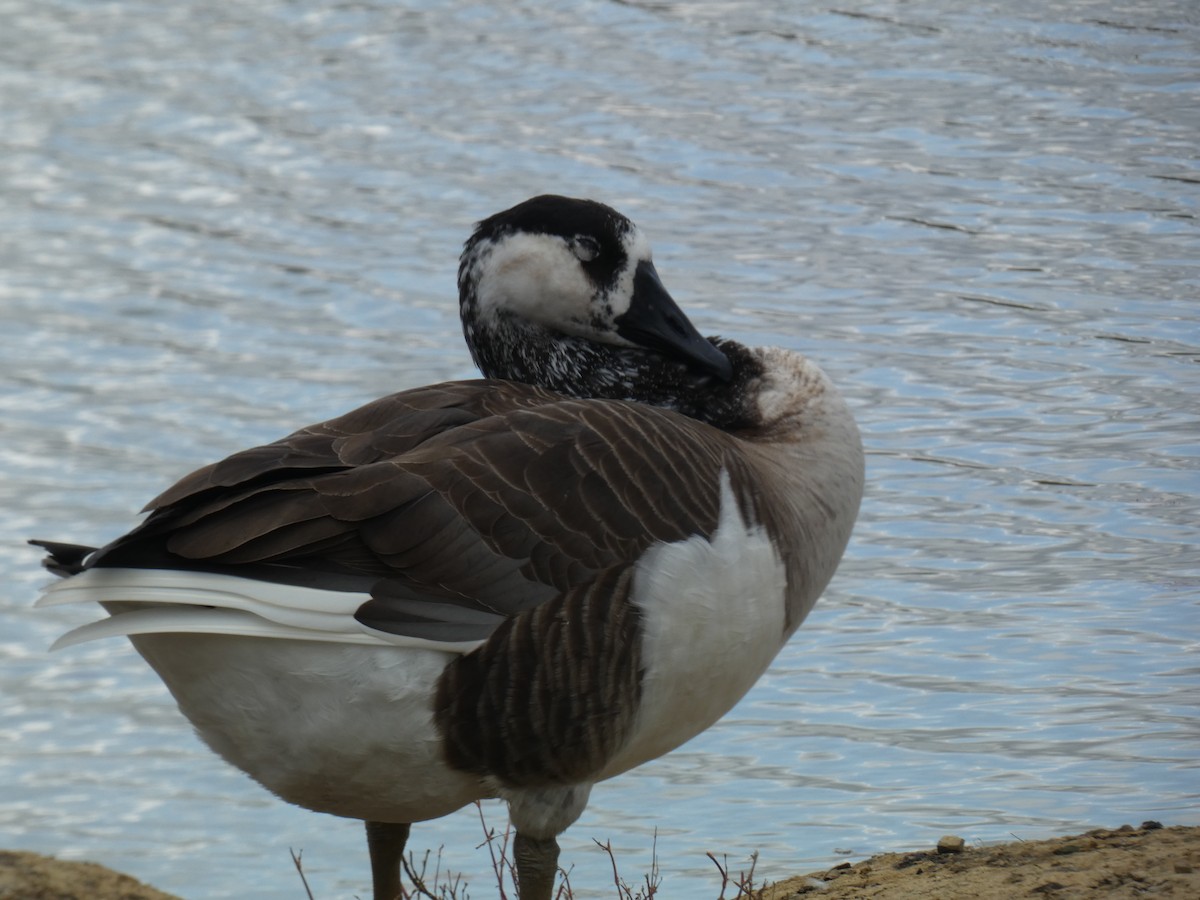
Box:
571, 236, 601, 263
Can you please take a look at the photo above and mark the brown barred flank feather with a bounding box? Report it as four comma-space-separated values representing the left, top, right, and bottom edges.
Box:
435, 566, 643, 786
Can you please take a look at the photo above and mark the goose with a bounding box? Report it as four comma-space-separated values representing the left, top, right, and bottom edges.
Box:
32, 194, 864, 900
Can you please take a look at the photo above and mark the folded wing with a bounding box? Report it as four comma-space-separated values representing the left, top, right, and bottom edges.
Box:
71, 381, 742, 645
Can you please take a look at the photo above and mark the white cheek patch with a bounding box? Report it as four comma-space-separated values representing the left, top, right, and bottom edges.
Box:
606, 225, 654, 319
476, 233, 595, 334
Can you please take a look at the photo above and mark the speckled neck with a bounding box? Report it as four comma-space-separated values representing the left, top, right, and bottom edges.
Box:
460, 299, 762, 431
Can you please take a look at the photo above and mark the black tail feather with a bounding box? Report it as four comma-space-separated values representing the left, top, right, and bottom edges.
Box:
28, 540, 96, 578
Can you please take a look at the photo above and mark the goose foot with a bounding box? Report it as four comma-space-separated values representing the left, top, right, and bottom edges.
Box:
513, 831, 560, 900
365, 820, 411, 900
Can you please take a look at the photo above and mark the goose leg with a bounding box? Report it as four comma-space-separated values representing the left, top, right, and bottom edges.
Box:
365, 820, 411, 900
513, 831, 560, 900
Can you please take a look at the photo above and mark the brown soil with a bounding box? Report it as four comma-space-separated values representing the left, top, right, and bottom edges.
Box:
763, 823, 1200, 900
4, 822, 1197, 899
0, 849, 181, 900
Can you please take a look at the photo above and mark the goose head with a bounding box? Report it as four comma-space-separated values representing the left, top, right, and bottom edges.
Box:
458, 195, 736, 409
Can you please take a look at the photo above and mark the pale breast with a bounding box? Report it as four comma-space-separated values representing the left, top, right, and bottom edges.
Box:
601, 472, 789, 778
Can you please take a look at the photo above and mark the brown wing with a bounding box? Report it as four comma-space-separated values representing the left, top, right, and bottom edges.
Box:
93, 380, 739, 641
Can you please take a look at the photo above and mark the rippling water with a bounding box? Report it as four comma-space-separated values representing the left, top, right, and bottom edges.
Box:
2, 1, 1198, 897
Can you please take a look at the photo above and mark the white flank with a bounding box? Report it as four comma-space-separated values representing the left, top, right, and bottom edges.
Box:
603, 470, 788, 777
126, 633, 480, 823
36, 568, 485, 822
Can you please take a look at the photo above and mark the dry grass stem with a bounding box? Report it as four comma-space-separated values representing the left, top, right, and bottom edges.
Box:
287, 806, 766, 899
289, 848, 317, 900
707, 849, 768, 900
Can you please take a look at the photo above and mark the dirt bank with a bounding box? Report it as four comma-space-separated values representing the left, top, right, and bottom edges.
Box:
764, 822, 1199, 900
0, 849, 181, 900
